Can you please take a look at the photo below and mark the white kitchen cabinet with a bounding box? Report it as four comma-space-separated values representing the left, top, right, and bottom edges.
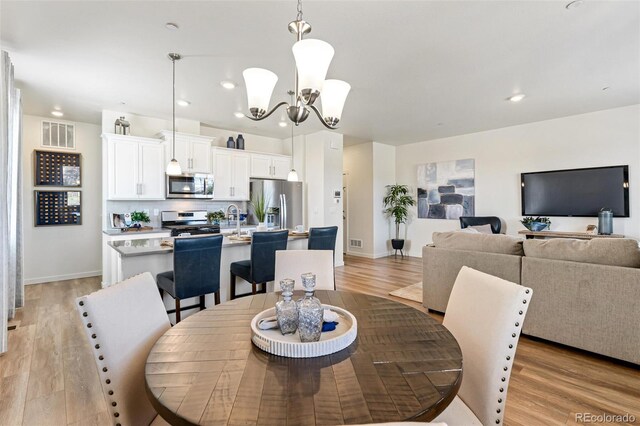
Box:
212, 148, 250, 200
104, 134, 166, 200
158, 131, 215, 174
250, 153, 291, 180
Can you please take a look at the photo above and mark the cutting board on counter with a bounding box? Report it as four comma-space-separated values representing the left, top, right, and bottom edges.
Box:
120, 226, 154, 232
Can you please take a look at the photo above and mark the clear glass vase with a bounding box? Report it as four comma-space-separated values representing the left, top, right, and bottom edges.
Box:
276, 279, 298, 335
296, 273, 323, 342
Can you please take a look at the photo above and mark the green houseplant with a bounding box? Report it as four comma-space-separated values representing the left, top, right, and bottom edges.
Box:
251, 193, 270, 229
383, 184, 416, 253
130, 211, 150, 228
207, 211, 226, 225
521, 216, 551, 232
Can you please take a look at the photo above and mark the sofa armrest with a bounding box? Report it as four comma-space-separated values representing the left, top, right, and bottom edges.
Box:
422, 246, 522, 313
522, 257, 640, 364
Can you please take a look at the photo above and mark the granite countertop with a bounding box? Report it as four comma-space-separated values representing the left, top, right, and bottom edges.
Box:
103, 227, 170, 236
108, 234, 308, 257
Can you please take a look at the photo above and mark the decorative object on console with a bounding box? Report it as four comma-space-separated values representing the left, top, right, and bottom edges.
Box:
521, 216, 551, 231
242, 0, 350, 129
598, 207, 613, 235
383, 184, 416, 257
236, 134, 245, 150
417, 158, 475, 220
114, 116, 130, 135
586, 224, 598, 235
226, 136, 235, 149
165, 53, 182, 176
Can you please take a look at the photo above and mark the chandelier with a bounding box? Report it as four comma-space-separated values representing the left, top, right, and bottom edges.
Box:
242, 0, 350, 129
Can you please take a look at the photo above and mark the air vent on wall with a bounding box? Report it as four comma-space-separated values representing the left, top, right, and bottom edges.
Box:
42, 121, 75, 149
349, 239, 362, 248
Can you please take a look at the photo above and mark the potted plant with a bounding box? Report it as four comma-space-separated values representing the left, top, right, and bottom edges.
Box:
251, 193, 270, 231
521, 216, 551, 232
383, 184, 416, 253
207, 210, 226, 225
130, 211, 150, 228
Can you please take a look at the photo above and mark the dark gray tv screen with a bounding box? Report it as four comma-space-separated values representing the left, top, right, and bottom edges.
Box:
521, 166, 629, 217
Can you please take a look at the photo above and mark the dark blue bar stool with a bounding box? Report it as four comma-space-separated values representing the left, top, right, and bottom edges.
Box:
308, 226, 338, 251
230, 230, 289, 299
157, 234, 223, 323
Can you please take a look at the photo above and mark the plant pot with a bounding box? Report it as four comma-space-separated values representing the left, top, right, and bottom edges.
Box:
256, 222, 268, 232
525, 222, 548, 232
391, 239, 405, 250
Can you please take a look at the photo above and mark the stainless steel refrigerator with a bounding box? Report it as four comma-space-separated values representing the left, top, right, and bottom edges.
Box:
249, 179, 303, 230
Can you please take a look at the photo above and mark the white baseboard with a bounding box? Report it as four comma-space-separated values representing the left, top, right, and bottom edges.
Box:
25, 270, 102, 285
345, 251, 376, 259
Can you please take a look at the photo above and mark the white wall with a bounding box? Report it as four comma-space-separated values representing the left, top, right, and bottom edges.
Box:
23, 115, 102, 284
396, 104, 640, 257
305, 131, 344, 266
372, 143, 397, 257
343, 142, 373, 257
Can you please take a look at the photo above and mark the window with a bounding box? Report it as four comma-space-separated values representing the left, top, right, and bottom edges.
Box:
42, 121, 75, 149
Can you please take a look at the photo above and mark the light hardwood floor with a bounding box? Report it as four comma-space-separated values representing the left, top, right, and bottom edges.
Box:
1, 255, 638, 426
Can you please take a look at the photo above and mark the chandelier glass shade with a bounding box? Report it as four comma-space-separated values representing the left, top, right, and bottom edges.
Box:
242, 1, 350, 129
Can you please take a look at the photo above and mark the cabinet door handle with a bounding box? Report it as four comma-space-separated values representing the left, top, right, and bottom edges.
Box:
139, 183, 143, 194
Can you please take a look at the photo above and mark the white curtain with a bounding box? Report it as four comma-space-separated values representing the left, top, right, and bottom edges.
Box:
1, 50, 24, 354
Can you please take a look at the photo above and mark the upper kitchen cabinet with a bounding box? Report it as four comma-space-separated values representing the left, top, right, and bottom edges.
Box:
157, 131, 215, 174
250, 153, 291, 180
212, 147, 250, 200
103, 134, 166, 200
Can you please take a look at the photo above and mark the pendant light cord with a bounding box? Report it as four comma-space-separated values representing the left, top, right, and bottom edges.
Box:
172, 56, 176, 160
296, 0, 303, 21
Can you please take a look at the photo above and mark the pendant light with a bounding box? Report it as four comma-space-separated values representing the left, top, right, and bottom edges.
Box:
166, 53, 182, 176
287, 120, 299, 182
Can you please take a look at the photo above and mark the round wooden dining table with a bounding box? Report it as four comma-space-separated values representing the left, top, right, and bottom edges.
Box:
145, 290, 463, 426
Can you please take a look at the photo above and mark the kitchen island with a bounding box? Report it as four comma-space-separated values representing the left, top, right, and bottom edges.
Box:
107, 234, 309, 322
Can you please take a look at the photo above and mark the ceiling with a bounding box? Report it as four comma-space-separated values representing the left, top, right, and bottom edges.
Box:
1, 1, 639, 145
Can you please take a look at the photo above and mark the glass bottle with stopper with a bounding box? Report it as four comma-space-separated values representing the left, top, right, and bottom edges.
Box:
275, 278, 298, 335
296, 273, 323, 342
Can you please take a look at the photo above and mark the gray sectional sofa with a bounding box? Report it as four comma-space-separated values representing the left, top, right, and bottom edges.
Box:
423, 231, 640, 364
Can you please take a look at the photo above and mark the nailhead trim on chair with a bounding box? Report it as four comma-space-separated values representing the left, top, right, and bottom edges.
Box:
78, 299, 120, 424
494, 285, 533, 426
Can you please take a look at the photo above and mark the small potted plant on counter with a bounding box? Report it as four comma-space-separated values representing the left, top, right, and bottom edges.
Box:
251, 193, 270, 231
383, 184, 416, 256
521, 216, 551, 232
207, 210, 226, 225
130, 211, 151, 228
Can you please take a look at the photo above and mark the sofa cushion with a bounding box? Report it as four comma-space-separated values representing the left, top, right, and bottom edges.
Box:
468, 224, 493, 234
523, 238, 640, 268
432, 231, 524, 256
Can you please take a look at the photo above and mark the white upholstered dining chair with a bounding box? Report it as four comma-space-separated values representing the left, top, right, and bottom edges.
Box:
76, 272, 171, 426
275, 249, 335, 290
433, 266, 533, 425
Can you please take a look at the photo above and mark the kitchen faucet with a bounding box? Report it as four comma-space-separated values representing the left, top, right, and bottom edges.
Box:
226, 204, 241, 236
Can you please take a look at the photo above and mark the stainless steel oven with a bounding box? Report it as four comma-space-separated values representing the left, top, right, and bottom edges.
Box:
166, 173, 214, 199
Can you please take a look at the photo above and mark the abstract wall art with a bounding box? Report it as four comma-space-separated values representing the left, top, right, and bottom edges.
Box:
417, 158, 475, 220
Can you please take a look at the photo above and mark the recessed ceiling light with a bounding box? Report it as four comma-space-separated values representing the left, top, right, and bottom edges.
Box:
507, 93, 526, 102
234, 112, 245, 118
53, 105, 61, 111
565, 0, 584, 10
176, 99, 191, 107
220, 81, 236, 90
165, 22, 179, 30
278, 121, 288, 127
51, 111, 64, 117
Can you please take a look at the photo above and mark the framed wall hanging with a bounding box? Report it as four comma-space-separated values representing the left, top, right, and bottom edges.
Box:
34, 190, 82, 226
34, 150, 81, 187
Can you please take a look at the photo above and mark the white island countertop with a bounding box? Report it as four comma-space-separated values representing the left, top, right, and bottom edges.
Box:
108, 234, 308, 257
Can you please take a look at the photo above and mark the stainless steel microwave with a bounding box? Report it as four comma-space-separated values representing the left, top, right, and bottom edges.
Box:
166, 173, 214, 199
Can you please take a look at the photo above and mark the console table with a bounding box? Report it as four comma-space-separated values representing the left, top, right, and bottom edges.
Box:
518, 230, 625, 240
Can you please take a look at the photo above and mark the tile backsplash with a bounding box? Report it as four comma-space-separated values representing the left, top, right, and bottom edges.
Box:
106, 200, 249, 229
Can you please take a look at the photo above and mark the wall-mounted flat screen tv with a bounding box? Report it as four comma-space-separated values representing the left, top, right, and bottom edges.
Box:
521, 165, 629, 217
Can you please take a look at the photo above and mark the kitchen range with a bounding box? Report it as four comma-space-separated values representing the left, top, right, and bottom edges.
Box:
161, 210, 220, 236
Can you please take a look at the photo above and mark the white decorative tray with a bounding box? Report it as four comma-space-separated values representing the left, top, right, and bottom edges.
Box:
250, 304, 357, 358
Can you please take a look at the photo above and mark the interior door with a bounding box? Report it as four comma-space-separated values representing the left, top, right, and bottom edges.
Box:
138, 142, 165, 199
